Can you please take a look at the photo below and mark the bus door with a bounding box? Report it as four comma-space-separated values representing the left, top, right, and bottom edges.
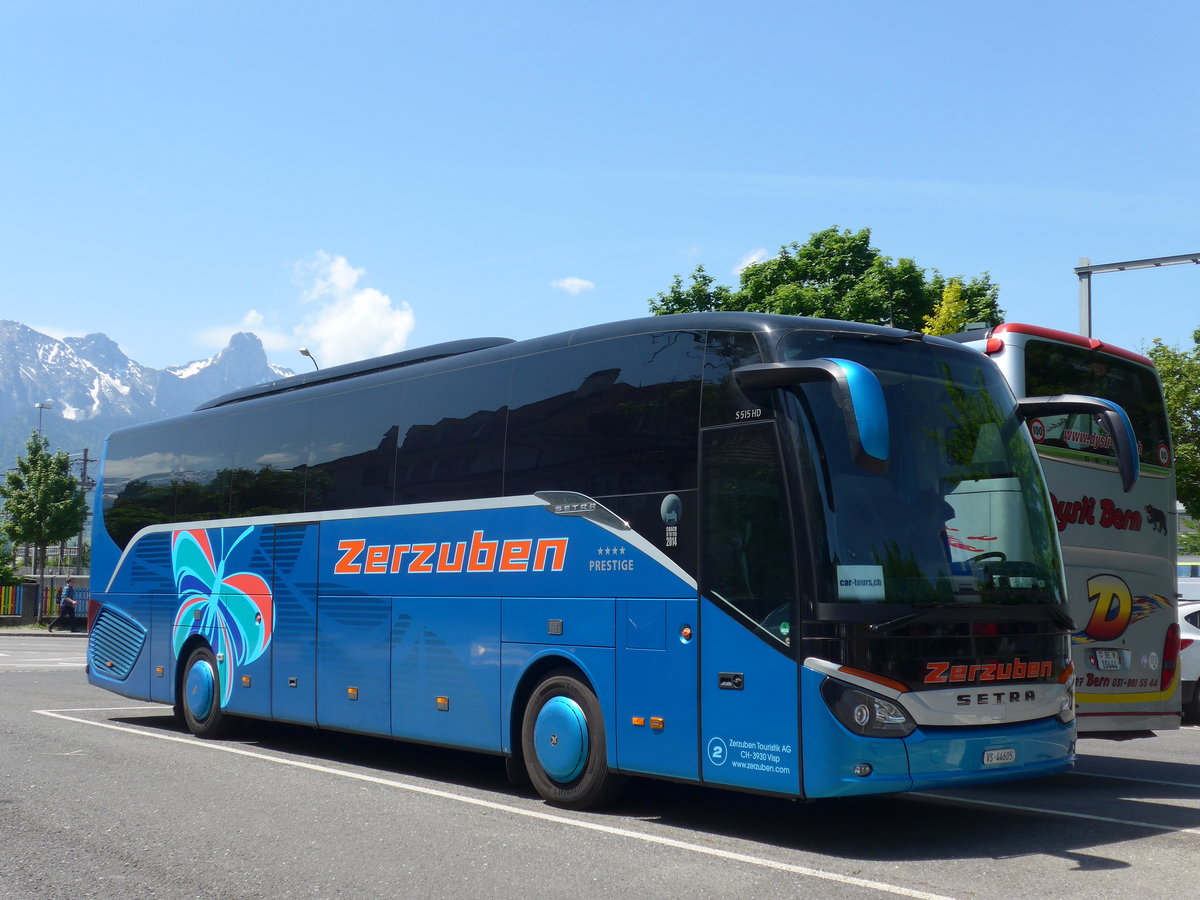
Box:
698, 423, 802, 795
271, 523, 319, 724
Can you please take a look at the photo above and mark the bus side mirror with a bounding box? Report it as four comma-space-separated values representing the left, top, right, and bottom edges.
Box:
734, 358, 889, 474
1017, 394, 1139, 493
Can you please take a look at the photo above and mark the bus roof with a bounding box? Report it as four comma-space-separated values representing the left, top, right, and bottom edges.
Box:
946, 321, 1155, 369
194, 312, 927, 411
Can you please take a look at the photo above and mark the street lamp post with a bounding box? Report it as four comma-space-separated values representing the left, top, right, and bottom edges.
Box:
299, 348, 320, 371
31, 401, 53, 623
35, 400, 52, 437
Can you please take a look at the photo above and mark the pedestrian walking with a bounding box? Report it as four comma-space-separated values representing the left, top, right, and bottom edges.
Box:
48, 579, 77, 633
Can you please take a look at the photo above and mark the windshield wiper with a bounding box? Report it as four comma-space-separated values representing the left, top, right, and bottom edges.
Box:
869, 601, 1075, 634
1044, 604, 1076, 631
869, 603, 969, 633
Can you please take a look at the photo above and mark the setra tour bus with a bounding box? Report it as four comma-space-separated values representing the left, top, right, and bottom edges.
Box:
86, 313, 1138, 808
948, 323, 1180, 737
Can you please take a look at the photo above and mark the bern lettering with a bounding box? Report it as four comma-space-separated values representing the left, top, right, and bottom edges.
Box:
333, 531, 568, 576
1051, 493, 1142, 533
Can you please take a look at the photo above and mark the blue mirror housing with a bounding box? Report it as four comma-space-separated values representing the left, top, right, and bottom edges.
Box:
734, 357, 889, 473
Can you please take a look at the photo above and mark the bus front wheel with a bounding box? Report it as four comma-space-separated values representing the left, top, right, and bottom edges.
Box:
520, 670, 626, 809
178, 646, 233, 739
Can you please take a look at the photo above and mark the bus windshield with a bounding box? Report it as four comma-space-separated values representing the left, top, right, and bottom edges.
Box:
778, 332, 1065, 615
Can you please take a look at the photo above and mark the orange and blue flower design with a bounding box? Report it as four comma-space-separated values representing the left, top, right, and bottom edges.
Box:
171, 527, 273, 706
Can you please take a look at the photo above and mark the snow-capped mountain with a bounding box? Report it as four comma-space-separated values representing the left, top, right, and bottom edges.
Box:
0, 320, 293, 469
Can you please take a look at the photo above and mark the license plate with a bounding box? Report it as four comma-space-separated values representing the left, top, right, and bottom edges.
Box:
983, 748, 1016, 766
1094, 649, 1123, 671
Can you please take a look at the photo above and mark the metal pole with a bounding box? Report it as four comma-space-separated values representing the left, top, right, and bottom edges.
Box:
35, 401, 51, 437
1075, 252, 1200, 338
76, 449, 92, 575
1078, 257, 1092, 337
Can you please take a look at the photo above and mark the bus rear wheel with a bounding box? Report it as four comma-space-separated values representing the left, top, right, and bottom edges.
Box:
179, 646, 233, 739
521, 670, 626, 809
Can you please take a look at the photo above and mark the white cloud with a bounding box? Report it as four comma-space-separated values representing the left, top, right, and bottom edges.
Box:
550, 276, 596, 296
734, 248, 769, 275
193, 252, 415, 369
292, 252, 415, 367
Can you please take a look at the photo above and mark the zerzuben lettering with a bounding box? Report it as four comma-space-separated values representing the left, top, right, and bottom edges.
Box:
924, 658, 1055, 684
334, 530, 568, 576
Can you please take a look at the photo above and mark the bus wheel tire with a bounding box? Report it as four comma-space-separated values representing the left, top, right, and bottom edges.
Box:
521, 670, 626, 809
180, 646, 233, 739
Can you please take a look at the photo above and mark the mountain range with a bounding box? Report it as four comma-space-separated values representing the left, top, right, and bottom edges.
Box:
0, 320, 294, 474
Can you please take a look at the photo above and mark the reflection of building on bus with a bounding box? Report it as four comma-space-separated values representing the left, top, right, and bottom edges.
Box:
89, 313, 1095, 808
949, 322, 1180, 739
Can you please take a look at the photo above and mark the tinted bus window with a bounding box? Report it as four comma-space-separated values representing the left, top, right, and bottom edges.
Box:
174, 416, 237, 523
395, 363, 509, 504
103, 428, 179, 548
305, 382, 400, 512
701, 330, 769, 426
506, 332, 705, 496
230, 401, 310, 517
1024, 339, 1172, 468
701, 422, 796, 651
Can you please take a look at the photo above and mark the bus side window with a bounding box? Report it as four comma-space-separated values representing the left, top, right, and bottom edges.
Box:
230, 401, 310, 517
394, 363, 509, 505
506, 332, 704, 496
701, 331, 769, 426
103, 428, 182, 549
305, 383, 400, 511
700, 423, 796, 650
174, 416, 237, 523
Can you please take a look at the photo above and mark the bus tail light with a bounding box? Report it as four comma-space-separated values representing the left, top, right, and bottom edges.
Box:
984, 337, 1004, 355
1161, 623, 1181, 692
820, 678, 915, 738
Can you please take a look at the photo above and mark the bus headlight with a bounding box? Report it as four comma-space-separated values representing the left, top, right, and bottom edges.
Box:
820, 678, 915, 738
1056, 683, 1075, 725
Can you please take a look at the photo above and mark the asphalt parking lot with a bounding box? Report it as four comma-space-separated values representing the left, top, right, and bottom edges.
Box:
4, 633, 1199, 900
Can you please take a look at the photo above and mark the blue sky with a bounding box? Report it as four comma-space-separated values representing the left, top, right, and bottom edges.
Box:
2, 1, 1197, 371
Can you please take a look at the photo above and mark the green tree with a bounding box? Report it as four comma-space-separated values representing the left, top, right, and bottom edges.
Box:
923, 279, 969, 335
0, 539, 18, 585
1146, 328, 1200, 553
648, 264, 733, 315
648, 226, 1004, 332
925, 271, 1002, 330
0, 432, 87, 579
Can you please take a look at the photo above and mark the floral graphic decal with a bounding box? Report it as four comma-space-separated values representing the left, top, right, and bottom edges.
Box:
171, 527, 273, 706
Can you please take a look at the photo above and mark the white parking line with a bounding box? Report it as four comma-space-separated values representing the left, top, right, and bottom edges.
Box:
1, 664, 85, 669
1070, 770, 1200, 791
37, 706, 956, 900
911, 791, 1200, 835
0, 658, 85, 667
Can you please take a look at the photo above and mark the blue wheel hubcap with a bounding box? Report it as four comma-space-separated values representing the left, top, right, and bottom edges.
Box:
533, 696, 588, 783
185, 658, 216, 722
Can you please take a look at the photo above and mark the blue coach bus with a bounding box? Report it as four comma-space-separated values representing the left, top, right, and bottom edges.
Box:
86, 313, 1137, 808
